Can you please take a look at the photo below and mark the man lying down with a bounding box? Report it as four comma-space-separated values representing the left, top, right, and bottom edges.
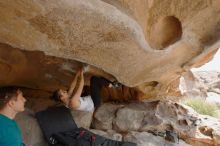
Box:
35, 68, 136, 146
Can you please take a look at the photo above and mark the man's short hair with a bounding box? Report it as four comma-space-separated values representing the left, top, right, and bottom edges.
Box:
51, 90, 61, 102
0, 86, 19, 109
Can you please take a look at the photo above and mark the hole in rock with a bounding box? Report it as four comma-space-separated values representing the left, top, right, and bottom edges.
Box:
150, 16, 182, 50
199, 126, 213, 138
178, 119, 188, 126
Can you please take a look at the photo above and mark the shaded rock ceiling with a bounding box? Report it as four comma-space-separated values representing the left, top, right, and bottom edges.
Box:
0, 0, 220, 99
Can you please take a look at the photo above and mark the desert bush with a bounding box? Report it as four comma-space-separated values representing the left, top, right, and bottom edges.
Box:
183, 98, 220, 119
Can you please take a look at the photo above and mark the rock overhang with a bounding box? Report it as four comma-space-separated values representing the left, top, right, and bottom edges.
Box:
0, 0, 220, 99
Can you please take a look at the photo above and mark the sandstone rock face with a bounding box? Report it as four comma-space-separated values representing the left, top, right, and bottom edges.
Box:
93, 101, 220, 146
14, 100, 220, 146
114, 104, 146, 132
179, 71, 207, 98
179, 71, 220, 103
124, 131, 189, 146
71, 110, 93, 129
89, 129, 122, 141
15, 110, 48, 146
194, 71, 220, 95
0, 1, 220, 99
93, 103, 124, 130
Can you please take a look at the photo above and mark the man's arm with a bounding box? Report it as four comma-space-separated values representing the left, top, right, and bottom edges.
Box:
67, 70, 80, 97
69, 70, 84, 109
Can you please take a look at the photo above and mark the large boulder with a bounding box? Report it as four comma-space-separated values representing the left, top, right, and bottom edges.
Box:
71, 110, 93, 129
0, 1, 220, 99
93, 103, 123, 130
15, 109, 48, 146
93, 101, 220, 146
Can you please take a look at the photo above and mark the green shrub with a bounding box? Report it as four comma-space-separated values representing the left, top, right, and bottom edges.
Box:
183, 98, 220, 119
